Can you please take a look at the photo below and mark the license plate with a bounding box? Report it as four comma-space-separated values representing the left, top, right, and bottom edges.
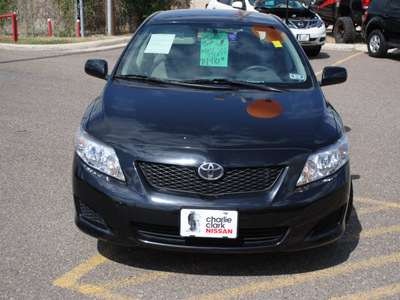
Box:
180, 209, 238, 239
297, 34, 310, 42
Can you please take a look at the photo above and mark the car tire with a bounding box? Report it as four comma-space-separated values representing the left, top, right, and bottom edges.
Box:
367, 29, 387, 58
304, 46, 322, 57
334, 17, 356, 43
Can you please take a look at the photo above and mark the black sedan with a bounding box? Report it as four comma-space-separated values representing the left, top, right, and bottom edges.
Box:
73, 9, 352, 253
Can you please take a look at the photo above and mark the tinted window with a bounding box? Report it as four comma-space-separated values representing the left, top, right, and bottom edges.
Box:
116, 22, 312, 88
389, 0, 400, 9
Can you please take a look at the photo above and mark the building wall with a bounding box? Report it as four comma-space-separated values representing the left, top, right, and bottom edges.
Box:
190, 0, 210, 9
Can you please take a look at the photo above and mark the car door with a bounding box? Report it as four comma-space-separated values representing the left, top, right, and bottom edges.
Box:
386, 0, 400, 43
309, 0, 337, 23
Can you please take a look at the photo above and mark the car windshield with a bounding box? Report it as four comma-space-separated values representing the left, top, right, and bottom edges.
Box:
116, 22, 312, 89
256, 0, 305, 9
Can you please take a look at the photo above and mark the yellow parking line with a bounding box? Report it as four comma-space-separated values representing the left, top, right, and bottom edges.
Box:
330, 282, 400, 300
355, 197, 400, 209
185, 252, 400, 300
53, 196, 400, 298
53, 254, 137, 300
69, 283, 137, 300
330, 52, 364, 67
53, 254, 108, 289
101, 271, 174, 289
360, 224, 400, 239
356, 205, 390, 216
315, 52, 363, 76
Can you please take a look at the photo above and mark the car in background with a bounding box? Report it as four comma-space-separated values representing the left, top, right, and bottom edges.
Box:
362, 0, 400, 57
206, 0, 258, 11
75, 9, 352, 253
307, 0, 370, 43
206, 0, 326, 56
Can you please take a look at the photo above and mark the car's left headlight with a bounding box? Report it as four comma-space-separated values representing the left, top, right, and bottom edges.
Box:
309, 19, 324, 28
296, 134, 350, 187
74, 126, 125, 181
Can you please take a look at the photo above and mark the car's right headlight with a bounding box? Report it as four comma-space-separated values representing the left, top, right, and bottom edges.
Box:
296, 134, 350, 187
74, 126, 125, 181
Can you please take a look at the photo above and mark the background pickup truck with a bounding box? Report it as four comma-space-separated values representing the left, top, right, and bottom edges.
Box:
306, 0, 370, 43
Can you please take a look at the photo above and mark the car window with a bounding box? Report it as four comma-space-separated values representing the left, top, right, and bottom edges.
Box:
389, 0, 400, 9
116, 23, 312, 88
218, 0, 234, 5
256, 0, 305, 9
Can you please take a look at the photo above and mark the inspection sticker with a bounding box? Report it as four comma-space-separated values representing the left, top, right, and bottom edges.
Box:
272, 40, 282, 48
180, 209, 238, 238
290, 73, 305, 81
144, 34, 175, 54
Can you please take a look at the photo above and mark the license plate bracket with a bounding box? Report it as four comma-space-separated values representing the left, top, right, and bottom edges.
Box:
180, 209, 238, 239
297, 34, 310, 42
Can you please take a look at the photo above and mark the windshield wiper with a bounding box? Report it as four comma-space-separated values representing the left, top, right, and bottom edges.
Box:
114, 74, 171, 85
181, 78, 284, 92
114, 74, 227, 89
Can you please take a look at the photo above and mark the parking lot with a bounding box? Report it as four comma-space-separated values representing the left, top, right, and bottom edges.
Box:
1, 44, 399, 299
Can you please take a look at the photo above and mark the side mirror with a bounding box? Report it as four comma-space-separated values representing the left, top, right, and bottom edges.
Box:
232, 1, 244, 9
320, 66, 347, 86
85, 59, 108, 80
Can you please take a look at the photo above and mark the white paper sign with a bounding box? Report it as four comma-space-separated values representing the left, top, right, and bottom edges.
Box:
144, 34, 176, 54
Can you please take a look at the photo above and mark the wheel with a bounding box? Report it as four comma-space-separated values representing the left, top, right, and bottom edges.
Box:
304, 45, 322, 57
334, 17, 356, 43
367, 29, 387, 58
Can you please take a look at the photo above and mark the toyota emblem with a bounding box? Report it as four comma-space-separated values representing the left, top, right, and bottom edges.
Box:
198, 163, 224, 181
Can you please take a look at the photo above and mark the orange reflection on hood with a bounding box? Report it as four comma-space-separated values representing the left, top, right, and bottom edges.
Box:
247, 98, 283, 119
251, 25, 287, 43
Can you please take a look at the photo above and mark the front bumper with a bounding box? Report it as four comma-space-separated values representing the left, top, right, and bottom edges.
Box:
73, 155, 351, 253
291, 25, 327, 47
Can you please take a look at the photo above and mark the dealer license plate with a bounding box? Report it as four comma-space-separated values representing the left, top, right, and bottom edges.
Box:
180, 209, 238, 239
297, 34, 310, 42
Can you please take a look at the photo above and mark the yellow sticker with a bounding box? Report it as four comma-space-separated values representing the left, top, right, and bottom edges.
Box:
272, 41, 282, 48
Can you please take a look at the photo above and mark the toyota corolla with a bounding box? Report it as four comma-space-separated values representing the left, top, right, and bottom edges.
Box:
73, 9, 352, 253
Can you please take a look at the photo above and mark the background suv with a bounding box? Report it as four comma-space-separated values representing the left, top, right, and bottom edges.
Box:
362, 0, 400, 57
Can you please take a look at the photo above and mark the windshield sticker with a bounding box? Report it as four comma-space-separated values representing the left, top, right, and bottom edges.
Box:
251, 25, 287, 44
144, 34, 176, 54
228, 33, 237, 41
289, 73, 306, 81
272, 41, 282, 48
247, 99, 283, 119
200, 30, 229, 67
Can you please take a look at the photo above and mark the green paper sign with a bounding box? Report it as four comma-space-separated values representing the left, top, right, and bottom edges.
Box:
200, 30, 229, 67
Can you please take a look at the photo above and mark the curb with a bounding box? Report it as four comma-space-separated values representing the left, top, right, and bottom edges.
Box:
323, 43, 367, 52
0, 36, 131, 52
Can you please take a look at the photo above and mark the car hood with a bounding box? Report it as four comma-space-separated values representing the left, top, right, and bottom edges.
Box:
85, 81, 338, 152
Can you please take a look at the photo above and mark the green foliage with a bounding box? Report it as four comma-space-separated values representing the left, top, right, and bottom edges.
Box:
0, 0, 17, 15
0, 0, 17, 27
119, 0, 189, 25
54, 0, 75, 36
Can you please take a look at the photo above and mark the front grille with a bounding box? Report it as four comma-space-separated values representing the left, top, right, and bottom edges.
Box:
291, 20, 319, 29
75, 197, 108, 229
132, 223, 288, 248
138, 162, 283, 196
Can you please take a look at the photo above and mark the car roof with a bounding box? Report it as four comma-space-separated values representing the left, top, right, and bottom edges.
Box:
149, 9, 284, 27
